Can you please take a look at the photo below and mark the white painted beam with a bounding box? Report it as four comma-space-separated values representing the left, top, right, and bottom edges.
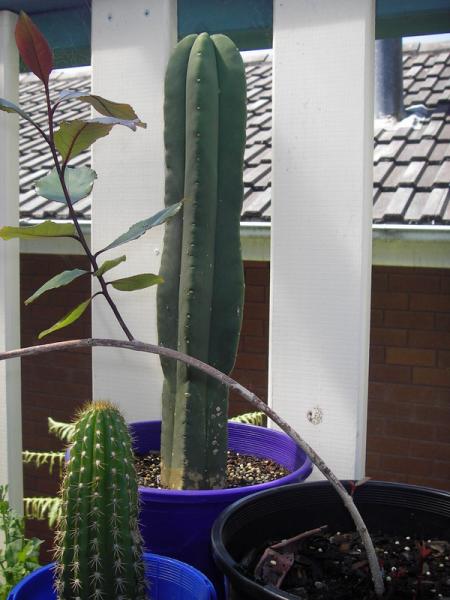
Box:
0, 10, 22, 512
91, 0, 177, 421
270, 0, 375, 479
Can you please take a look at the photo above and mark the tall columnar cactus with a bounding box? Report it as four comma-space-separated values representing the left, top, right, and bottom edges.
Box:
157, 33, 246, 490
54, 401, 148, 600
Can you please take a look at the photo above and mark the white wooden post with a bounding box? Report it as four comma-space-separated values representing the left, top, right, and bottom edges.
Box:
0, 10, 22, 512
270, 0, 375, 479
91, 0, 177, 421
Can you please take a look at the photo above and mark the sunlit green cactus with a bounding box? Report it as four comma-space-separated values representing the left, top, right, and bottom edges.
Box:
54, 401, 148, 600
157, 33, 246, 489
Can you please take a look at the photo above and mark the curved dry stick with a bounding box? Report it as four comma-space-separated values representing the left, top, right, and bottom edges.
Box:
0, 337, 384, 597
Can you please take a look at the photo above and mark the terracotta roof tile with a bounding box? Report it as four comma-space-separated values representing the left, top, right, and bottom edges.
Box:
400, 160, 427, 186
429, 143, 450, 162
397, 139, 432, 162
442, 196, 450, 221
417, 163, 441, 189
434, 160, 450, 186
374, 139, 406, 163
422, 119, 443, 138
373, 161, 394, 186
384, 187, 414, 220
244, 164, 271, 187
244, 144, 267, 166
440, 123, 450, 140
404, 192, 430, 221
421, 188, 449, 220
373, 191, 395, 221
242, 189, 271, 218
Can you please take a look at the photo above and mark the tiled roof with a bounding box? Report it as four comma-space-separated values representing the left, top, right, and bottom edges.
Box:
19, 68, 91, 222
18, 41, 450, 226
372, 43, 450, 225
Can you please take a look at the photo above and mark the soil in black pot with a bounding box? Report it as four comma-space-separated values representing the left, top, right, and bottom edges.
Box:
242, 528, 450, 599
135, 450, 290, 488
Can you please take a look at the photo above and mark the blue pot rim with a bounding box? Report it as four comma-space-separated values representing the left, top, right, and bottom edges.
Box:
8, 552, 216, 599
131, 420, 313, 500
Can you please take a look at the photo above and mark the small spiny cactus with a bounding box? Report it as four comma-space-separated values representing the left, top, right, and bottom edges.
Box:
53, 401, 148, 600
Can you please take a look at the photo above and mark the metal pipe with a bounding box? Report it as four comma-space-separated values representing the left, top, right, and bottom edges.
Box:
375, 38, 403, 120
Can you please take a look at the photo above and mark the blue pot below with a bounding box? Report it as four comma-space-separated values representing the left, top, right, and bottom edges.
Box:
7, 552, 217, 600
131, 420, 312, 598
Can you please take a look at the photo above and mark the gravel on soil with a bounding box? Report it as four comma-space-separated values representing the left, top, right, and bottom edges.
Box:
135, 450, 291, 489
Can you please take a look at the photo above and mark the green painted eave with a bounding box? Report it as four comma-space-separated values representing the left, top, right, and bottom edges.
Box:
1, 0, 449, 67
376, 0, 450, 38
30, 6, 90, 70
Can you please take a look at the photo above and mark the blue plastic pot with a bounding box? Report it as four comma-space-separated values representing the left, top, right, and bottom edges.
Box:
7, 552, 217, 600
130, 420, 312, 599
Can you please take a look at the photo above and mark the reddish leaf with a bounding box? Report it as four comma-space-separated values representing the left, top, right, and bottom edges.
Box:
417, 542, 432, 559
15, 12, 53, 86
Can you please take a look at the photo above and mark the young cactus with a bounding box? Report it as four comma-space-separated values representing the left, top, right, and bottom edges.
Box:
54, 401, 147, 600
157, 33, 247, 490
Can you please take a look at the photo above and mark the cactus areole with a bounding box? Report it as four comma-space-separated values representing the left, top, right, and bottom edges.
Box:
157, 33, 246, 490
54, 402, 148, 600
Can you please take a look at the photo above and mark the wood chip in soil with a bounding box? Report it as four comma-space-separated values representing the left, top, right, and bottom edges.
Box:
135, 450, 290, 488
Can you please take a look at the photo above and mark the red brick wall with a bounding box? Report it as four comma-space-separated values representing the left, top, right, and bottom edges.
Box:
367, 265, 450, 491
229, 262, 450, 492
229, 261, 270, 416
21, 253, 92, 560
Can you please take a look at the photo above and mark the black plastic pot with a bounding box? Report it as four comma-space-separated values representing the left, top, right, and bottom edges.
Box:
211, 480, 450, 599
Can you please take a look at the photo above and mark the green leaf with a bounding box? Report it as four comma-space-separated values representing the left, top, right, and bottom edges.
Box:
100, 201, 183, 254
48, 417, 75, 442
25, 268, 88, 305
0, 221, 76, 240
54, 120, 113, 162
95, 255, 126, 277
22, 450, 65, 474
0, 97, 38, 126
38, 298, 91, 339
110, 273, 163, 291
36, 166, 97, 204
23, 496, 61, 528
229, 411, 266, 426
59, 91, 146, 128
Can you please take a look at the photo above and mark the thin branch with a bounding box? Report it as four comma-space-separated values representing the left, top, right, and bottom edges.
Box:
0, 336, 384, 597
42, 93, 134, 341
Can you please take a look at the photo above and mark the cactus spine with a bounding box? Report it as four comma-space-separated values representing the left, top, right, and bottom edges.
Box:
157, 33, 246, 489
54, 401, 147, 600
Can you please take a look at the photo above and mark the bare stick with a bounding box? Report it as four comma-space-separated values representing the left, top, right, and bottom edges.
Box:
271, 525, 328, 551
0, 336, 384, 596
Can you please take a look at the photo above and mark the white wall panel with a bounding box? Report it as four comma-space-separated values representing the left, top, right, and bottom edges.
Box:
91, 0, 177, 421
270, 0, 375, 479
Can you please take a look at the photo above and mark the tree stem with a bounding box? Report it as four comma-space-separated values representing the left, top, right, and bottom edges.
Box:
43, 90, 134, 341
